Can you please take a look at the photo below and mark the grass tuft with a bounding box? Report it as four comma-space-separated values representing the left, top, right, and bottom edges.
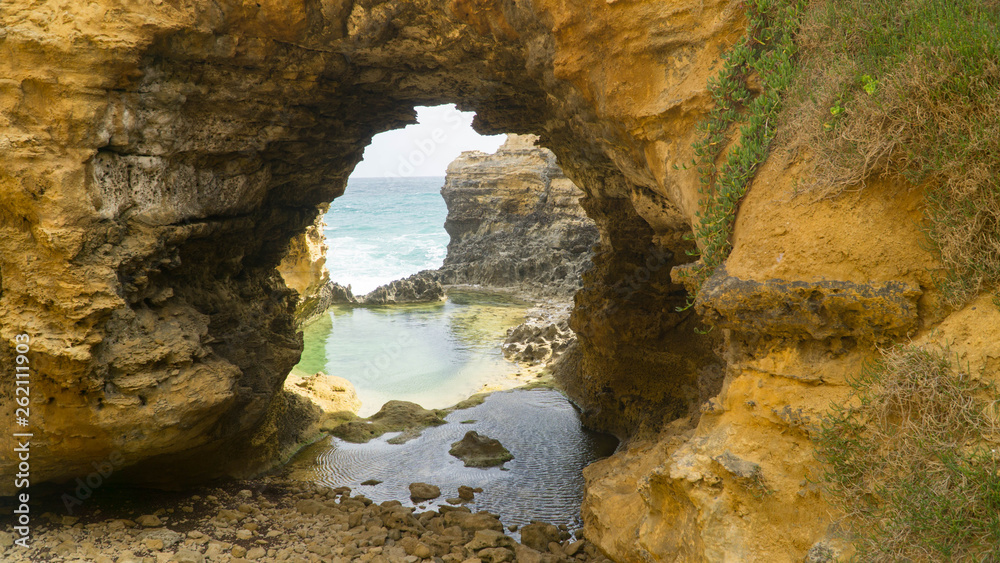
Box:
813, 344, 1000, 561
782, 0, 1000, 307
680, 0, 807, 304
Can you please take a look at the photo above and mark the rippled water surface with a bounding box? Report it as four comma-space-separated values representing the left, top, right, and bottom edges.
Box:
286, 388, 619, 531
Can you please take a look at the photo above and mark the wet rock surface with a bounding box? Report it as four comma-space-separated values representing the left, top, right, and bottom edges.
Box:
362, 274, 447, 306
449, 431, 515, 468
503, 318, 574, 366
286, 389, 617, 534
328, 401, 447, 445
408, 483, 441, 502
0, 478, 612, 563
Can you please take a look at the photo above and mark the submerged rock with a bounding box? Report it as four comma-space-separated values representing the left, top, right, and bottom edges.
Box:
329, 400, 446, 444
458, 485, 479, 500
449, 431, 514, 468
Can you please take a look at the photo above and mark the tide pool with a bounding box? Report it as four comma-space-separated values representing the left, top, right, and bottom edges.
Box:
294, 291, 529, 416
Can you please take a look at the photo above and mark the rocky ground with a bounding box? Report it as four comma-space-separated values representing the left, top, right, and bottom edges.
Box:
1, 477, 610, 563
500, 301, 575, 367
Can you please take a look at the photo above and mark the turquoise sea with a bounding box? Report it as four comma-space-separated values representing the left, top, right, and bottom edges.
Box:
323, 176, 450, 296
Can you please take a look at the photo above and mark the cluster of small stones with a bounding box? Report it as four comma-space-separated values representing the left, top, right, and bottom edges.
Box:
0, 478, 609, 563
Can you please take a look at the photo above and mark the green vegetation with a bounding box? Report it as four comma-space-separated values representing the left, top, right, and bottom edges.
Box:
813, 345, 1000, 561
685, 0, 1000, 308
682, 0, 806, 296
782, 0, 1000, 307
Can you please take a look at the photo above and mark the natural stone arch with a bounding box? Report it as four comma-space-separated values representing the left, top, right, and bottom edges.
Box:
1, 0, 736, 493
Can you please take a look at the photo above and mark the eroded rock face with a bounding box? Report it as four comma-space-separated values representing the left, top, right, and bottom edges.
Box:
502, 318, 573, 366
361, 274, 447, 305
278, 208, 333, 323
3, 1, 993, 561
283, 371, 361, 415
0, 0, 546, 493
435, 134, 599, 297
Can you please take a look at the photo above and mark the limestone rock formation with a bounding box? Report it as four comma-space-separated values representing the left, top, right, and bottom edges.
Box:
448, 431, 514, 468
520, 522, 563, 553
328, 400, 446, 444
278, 208, 332, 323
435, 134, 599, 297
2, 0, 997, 560
311, 281, 360, 308
408, 482, 441, 502
502, 316, 573, 366
283, 371, 361, 415
361, 273, 447, 305
308, 276, 443, 309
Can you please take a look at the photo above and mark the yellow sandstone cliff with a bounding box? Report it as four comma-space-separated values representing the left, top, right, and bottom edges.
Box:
1, 1, 996, 561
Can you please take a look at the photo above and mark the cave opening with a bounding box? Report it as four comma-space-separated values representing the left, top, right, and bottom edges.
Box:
4, 0, 871, 557
286, 103, 525, 415
328, 103, 504, 295
280, 101, 620, 532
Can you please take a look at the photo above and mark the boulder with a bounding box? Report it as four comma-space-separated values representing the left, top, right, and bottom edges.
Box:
458, 485, 478, 501
519, 522, 561, 552
362, 273, 446, 305
409, 482, 442, 502
330, 400, 446, 443
449, 431, 514, 468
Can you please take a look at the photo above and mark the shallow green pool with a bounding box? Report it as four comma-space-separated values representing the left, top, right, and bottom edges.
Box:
294, 291, 530, 416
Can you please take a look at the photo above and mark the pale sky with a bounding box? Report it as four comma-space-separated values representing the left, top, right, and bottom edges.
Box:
350, 104, 506, 178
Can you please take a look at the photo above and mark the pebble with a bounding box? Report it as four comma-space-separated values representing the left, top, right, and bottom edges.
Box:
408, 482, 441, 501
136, 514, 162, 527
458, 485, 477, 500
1, 476, 613, 563
170, 550, 204, 563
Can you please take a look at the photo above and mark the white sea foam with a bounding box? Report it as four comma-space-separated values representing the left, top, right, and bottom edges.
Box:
324, 177, 449, 294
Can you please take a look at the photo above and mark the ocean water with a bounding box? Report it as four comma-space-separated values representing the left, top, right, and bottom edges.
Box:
324, 176, 449, 296
290, 175, 618, 530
